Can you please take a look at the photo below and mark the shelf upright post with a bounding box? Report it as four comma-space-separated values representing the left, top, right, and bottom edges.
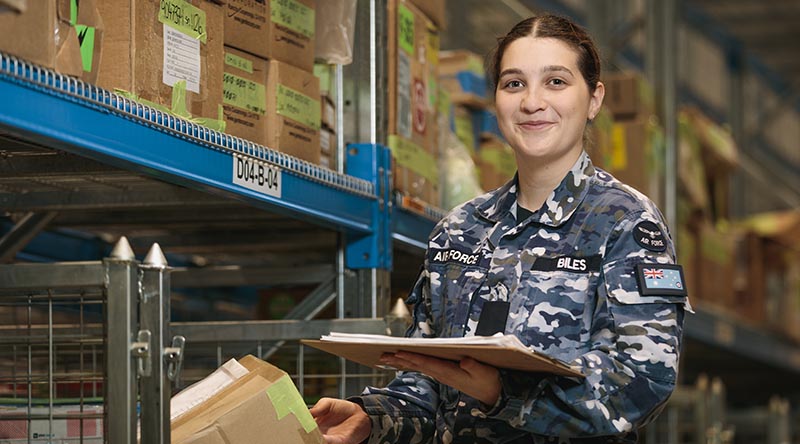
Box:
139, 243, 179, 444
104, 237, 139, 444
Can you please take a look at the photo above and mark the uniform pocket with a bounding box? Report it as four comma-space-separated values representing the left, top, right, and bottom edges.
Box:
510, 269, 598, 356
429, 263, 488, 338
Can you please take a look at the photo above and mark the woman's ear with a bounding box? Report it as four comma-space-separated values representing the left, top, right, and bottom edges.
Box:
588, 81, 605, 120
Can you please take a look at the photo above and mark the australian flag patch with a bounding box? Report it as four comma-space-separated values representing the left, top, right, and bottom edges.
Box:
635, 264, 687, 297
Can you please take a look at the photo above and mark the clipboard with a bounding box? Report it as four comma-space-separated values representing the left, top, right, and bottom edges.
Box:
301, 339, 584, 378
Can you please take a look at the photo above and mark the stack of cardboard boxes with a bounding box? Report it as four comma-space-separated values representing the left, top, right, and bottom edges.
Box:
388, 0, 444, 208
220, 0, 320, 164
593, 71, 660, 199
2, 0, 322, 165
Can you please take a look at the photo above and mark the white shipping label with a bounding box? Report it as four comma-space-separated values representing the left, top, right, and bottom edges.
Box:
397, 51, 412, 139
163, 24, 201, 94
232, 155, 282, 198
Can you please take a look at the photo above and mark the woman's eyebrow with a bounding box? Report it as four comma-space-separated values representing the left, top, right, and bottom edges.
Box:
542, 65, 574, 76
498, 68, 524, 78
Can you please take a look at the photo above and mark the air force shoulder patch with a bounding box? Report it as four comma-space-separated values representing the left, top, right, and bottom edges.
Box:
635, 264, 687, 296
633, 221, 667, 252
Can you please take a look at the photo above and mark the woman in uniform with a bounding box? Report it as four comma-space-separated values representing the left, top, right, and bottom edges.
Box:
311, 13, 690, 444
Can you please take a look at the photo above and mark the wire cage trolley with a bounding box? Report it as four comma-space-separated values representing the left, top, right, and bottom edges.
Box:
0, 237, 183, 444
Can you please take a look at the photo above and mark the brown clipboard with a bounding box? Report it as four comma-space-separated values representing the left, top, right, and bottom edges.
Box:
301, 340, 584, 378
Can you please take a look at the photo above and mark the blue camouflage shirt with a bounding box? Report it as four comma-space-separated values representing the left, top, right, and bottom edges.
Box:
353, 151, 690, 444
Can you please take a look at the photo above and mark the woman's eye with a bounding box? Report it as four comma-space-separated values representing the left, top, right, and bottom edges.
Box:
505, 80, 523, 89
549, 78, 566, 86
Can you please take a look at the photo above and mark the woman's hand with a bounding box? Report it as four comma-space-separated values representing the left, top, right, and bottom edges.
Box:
310, 398, 371, 444
379, 352, 501, 407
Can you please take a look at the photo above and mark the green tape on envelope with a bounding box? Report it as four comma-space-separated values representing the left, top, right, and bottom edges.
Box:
265, 375, 317, 433
158, 0, 207, 43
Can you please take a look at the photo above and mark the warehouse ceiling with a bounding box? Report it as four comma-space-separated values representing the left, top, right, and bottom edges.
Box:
693, 0, 800, 90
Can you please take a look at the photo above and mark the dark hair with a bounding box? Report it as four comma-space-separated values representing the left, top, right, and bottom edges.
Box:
487, 14, 601, 93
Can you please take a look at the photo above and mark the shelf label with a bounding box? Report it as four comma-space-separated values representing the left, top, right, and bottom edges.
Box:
232, 155, 281, 198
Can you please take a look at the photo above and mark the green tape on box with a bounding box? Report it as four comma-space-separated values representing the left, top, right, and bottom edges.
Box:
223, 73, 266, 115
272, 0, 315, 39
76, 25, 96, 73
265, 375, 318, 434
158, 0, 207, 43
225, 53, 253, 74
388, 135, 438, 185
115, 83, 226, 133
276, 84, 320, 130
398, 4, 415, 56
70, 0, 78, 26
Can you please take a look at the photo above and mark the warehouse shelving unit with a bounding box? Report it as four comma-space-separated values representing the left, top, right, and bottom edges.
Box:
2, 0, 800, 442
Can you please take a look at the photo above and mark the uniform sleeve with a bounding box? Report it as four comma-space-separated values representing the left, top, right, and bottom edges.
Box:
349, 219, 450, 444
483, 210, 688, 437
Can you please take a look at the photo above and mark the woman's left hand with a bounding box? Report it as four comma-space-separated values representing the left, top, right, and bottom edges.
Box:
379, 352, 501, 407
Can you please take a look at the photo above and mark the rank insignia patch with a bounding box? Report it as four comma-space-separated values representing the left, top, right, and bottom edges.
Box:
635, 264, 687, 296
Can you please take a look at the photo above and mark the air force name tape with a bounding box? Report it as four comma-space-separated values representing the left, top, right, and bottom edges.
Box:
430, 248, 482, 266
633, 221, 667, 252
531, 255, 602, 273
635, 264, 687, 296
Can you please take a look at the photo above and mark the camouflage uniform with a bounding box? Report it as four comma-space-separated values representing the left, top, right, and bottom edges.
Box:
353, 151, 690, 443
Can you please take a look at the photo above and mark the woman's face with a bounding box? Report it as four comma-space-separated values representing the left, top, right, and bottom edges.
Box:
495, 36, 603, 164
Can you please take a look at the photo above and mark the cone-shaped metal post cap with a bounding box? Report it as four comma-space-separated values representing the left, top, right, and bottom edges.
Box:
110, 236, 135, 260
389, 297, 411, 319
143, 243, 168, 267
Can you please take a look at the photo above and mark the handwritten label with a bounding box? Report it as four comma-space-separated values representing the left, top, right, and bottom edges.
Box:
398, 4, 414, 56
276, 84, 320, 130
225, 52, 253, 74
163, 24, 201, 94
271, 0, 315, 39
232, 155, 281, 198
223, 73, 266, 115
159, 0, 207, 43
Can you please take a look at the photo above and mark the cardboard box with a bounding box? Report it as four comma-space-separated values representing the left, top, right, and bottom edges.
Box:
602, 72, 654, 121
0, 0, 83, 77
696, 221, 742, 309
439, 50, 488, 108
223, 47, 269, 145
97, 0, 224, 122
225, 0, 315, 71
388, 0, 440, 202
172, 355, 324, 444
266, 60, 321, 164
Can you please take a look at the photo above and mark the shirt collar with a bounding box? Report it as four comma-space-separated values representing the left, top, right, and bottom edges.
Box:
477, 151, 596, 227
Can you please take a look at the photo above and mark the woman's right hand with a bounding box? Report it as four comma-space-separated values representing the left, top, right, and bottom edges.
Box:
310, 398, 371, 444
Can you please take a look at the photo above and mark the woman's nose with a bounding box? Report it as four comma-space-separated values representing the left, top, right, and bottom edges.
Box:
520, 87, 544, 113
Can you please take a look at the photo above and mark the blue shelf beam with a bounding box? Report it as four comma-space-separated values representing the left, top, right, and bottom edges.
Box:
0, 55, 376, 235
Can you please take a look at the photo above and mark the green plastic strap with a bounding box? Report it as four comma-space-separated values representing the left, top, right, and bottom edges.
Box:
276, 84, 320, 130
388, 135, 438, 185
76, 25, 96, 73
398, 4, 415, 56
271, 0, 315, 39
225, 52, 253, 74
158, 0, 208, 44
265, 375, 318, 434
223, 73, 267, 115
